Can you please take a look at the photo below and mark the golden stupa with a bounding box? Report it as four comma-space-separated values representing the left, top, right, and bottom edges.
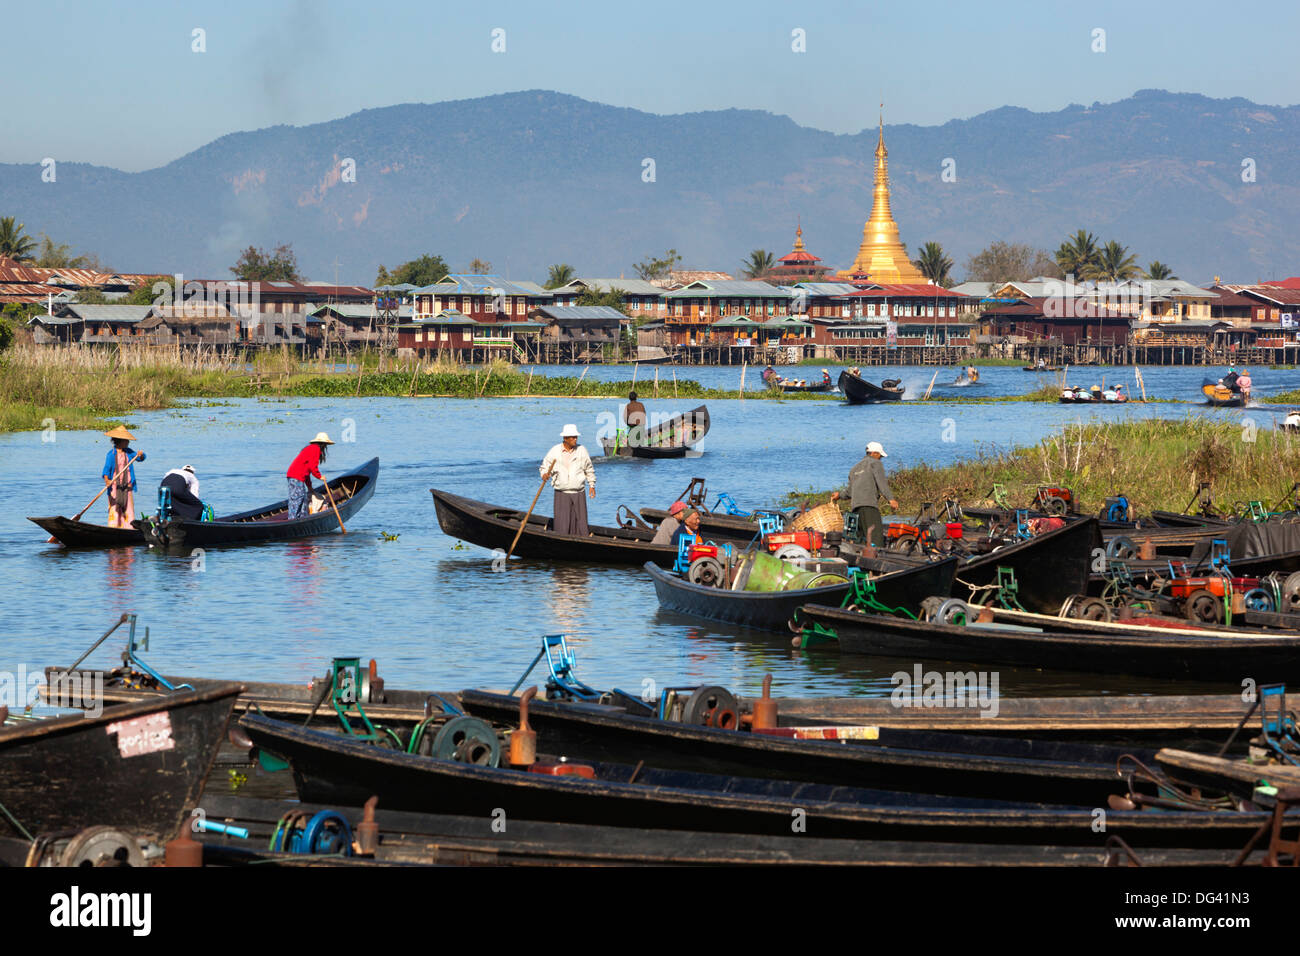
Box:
841, 113, 927, 283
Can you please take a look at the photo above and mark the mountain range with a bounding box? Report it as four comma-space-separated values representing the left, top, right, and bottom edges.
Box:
1, 88, 1297, 286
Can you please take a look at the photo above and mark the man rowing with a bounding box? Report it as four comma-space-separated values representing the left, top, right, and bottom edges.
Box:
541, 424, 595, 536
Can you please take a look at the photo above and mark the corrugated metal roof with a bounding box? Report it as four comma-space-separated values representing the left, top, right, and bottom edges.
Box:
665, 280, 788, 298
533, 306, 628, 320
427, 275, 547, 297
59, 304, 153, 323
566, 278, 666, 296
844, 284, 968, 297
791, 282, 859, 296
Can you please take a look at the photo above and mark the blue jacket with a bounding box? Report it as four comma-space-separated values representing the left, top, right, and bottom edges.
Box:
103, 448, 145, 491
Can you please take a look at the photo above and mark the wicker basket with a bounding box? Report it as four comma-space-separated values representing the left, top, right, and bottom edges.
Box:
788, 501, 844, 533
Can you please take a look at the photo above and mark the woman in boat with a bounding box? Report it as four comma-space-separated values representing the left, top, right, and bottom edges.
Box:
286, 432, 334, 520
541, 424, 595, 536
159, 465, 207, 521
670, 509, 702, 549
1236, 369, 1252, 403
102, 426, 146, 529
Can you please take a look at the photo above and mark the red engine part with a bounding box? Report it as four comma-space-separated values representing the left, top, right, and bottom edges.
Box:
528, 761, 596, 778
1167, 576, 1260, 599
945, 522, 964, 540
764, 530, 823, 553
885, 523, 921, 541
687, 543, 724, 562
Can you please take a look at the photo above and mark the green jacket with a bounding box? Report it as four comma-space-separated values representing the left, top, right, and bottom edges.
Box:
849, 455, 892, 509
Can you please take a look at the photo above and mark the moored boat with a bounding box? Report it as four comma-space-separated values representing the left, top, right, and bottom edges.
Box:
135, 457, 379, 549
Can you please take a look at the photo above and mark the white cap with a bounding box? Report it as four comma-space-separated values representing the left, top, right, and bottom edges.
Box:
181, 464, 196, 474
866, 441, 887, 457
561, 424, 580, 438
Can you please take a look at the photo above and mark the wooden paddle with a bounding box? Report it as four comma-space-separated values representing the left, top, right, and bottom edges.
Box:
323, 480, 347, 534
507, 469, 552, 559
53, 452, 141, 542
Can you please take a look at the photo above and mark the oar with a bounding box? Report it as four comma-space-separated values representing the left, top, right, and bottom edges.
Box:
54, 452, 141, 541
323, 480, 347, 534
507, 470, 552, 560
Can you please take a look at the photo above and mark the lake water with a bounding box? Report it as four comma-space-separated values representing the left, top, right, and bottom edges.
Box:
3, 363, 1297, 706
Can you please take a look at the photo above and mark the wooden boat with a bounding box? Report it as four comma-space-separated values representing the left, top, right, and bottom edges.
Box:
191, 794, 1238, 866
135, 458, 379, 549
1156, 749, 1300, 806
0, 682, 242, 843
839, 371, 904, 404
27, 516, 144, 548
1058, 387, 1129, 404
1023, 365, 1062, 372
433, 488, 750, 565
779, 380, 834, 393
646, 556, 958, 632
599, 405, 709, 458
1202, 379, 1245, 407
457, 688, 1140, 806
638, 506, 768, 541
794, 604, 1300, 681
240, 712, 1274, 848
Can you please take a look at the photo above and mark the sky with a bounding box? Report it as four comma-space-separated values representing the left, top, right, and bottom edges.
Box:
6, 0, 1300, 172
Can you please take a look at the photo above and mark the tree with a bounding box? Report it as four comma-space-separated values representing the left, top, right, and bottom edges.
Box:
231, 244, 301, 282
121, 277, 177, 306
0, 217, 37, 262
73, 288, 109, 304
1090, 240, 1140, 282
964, 242, 1058, 285
468, 258, 492, 274
34, 234, 95, 269
1054, 229, 1101, 279
741, 250, 775, 279
633, 249, 682, 281
575, 286, 627, 314
1145, 261, 1176, 280
545, 263, 576, 289
913, 241, 954, 287
376, 254, 449, 288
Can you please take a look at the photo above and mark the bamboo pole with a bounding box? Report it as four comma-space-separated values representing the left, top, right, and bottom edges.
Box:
323, 480, 347, 534
922, 370, 939, 400
409, 360, 420, 397
571, 365, 590, 396
739, 361, 746, 399
672, 367, 678, 398
507, 471, 551, 559
478, 365, 493, 397
654, 366, 659, 398
525, 369, 533, 396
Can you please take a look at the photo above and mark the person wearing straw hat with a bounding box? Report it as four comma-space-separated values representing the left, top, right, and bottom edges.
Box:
839, 440, 898, 547
102, 426, 146, 529
159, 465, 207, 521
540, 424, 595, 537
286, 432, 334, 520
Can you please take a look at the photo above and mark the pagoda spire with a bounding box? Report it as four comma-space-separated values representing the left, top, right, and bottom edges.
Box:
843, 109, 926, 283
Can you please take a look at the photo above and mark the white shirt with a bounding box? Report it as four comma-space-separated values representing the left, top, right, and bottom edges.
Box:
163, 468, 199, 496
541, 443, 595, 493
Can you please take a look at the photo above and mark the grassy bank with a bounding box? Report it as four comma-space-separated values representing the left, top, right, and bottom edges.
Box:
782, 417, 1300, 516
0, 347, 830, 433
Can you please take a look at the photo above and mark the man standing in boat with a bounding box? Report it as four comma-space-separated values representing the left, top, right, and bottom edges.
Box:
624, 390, 647, 447
842, 441, 898, 548
541, 424, 595, 536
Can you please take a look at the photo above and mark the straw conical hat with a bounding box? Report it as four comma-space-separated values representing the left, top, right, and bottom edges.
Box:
104, 426, 135, 441
311, 432, 335, 445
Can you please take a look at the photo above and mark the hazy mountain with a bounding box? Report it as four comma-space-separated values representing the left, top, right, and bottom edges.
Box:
1, 88, 1296, 285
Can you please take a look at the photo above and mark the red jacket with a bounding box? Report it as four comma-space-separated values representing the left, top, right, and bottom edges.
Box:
287, 444, 323, 483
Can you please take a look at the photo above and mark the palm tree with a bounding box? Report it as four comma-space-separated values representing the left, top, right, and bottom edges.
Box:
1054, 229, 1100, 280
742, 249, 775, 279
0, 217, 37, 262
913, 241, 954, 287
1145, 261, 1176, 280
1089, 240, 1141, 282
545, 263, 576, 289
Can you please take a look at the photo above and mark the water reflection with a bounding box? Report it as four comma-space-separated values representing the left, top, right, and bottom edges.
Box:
284, 543, 324, 604
105, 546, 136, 592
546, 566, 590, 635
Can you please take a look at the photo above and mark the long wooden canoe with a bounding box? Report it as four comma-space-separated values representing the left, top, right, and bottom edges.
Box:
432, 488, 751, 565
241, 712, 1274, 848
599, 405, 710, 458
794, 604, 1300, 681
0, 682, 242, 843
27, 516, 144, 548
646, 556, 958, 632
1202, 379, 1246, 407
135, 457, 379, 549
457, 688, 1139, 806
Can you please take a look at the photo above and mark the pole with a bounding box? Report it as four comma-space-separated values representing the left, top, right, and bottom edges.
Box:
507, 471, 551, 559
323, 480, 347, 534
57, 452, 141, 541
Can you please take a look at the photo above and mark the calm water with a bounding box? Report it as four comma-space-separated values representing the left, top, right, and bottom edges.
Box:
2, 363, 1298, 704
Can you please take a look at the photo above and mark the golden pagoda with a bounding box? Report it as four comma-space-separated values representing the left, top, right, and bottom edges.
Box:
841, 113, 927, 283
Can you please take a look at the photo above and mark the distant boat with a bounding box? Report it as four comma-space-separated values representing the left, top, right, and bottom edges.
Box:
599, 406, 710, 459
1201, 379, 1245, 408
838, 371, 904, 404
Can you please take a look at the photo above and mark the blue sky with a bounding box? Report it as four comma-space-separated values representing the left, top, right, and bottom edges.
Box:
8, 0, 1300, 171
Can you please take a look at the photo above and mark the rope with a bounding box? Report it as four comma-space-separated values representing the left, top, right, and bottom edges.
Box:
0, 800, 33, 842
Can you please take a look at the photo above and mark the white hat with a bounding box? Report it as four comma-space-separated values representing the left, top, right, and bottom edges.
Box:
181, 464, 196, 474
561, 424, 580, 438
312, 432, 335, 445
866, 441, 887, 457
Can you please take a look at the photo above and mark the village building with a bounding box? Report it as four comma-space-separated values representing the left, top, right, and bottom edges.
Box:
767, 225, 831, 285
530, 305, 629, 362
661, 280, 791, 348
414, 275, 551, 324
550, 278, 668, 319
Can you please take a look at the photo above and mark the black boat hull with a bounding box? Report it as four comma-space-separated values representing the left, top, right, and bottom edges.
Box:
646, 556, 958, 632
136, 458, 379, 549
0, 683, 242, 842
838, 371, 904, 404
28, 516, 144, 548
599, 405, 710, 458
240, 713, 1271, 848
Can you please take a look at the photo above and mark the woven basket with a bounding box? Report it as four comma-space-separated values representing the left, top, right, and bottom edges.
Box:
789, 501, 844, 533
